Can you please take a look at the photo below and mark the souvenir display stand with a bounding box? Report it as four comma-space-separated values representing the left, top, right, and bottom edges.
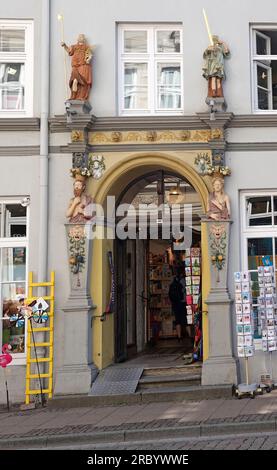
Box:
234, 271, 258, 398
258, 265, 277, 391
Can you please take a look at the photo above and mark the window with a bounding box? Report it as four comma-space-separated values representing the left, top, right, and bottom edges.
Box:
251, 26, 277, 112
0, 21, 33, 116
241, 191, 277, 339
0, 201, 29, 361
118, 24, 183, 115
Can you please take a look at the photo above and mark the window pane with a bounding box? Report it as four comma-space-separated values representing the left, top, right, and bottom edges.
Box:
0, 63, 25, 110
2, 247, 26, 282
0, 203, 27, 237
124, 31, 147, 53
157, 63, 181, 109
257, 65, 269, 88
124, 63, 148, 109
248, 238, 273, 270
2, 285, 26, 354
256, 34, 268, 55
0, 29, 25, 52
246, 196, 272, 226
157, 30, 180, 53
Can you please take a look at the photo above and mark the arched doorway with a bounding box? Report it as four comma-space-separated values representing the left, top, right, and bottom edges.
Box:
91, 153, 210, 370
114, 170, 202, 362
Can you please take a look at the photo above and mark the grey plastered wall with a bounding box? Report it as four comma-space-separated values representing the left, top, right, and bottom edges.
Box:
225, 146, 277, 384
50, 0, 277, 116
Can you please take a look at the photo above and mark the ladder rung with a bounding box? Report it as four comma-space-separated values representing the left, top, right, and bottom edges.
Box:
30, 327, 52, 332
29, 282, 54, 287
28, 358, 50, 363
28, 342, 51, 347
26, 389, 51, 395
27, 373, 51, 379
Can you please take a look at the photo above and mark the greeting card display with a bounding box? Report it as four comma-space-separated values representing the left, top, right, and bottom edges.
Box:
234, 271, 255, 358
184, 248, 201, 325
258, 266, 277, 352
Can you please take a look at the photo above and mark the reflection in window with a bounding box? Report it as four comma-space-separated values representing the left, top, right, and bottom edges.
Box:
157, 63, 181, 109
248, 238, 273, 270
246, 196, 272, 226
124, 63, 148, 109
0, 63, 25, 110
0, 203, 27, 237
124, 31, 147, 53
157, 30, 180, 53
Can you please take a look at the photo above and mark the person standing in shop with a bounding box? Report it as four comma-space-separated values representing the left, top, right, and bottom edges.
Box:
169, 271, 187, 342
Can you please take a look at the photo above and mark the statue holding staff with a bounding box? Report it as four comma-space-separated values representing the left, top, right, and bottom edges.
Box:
61, 33, 93, 101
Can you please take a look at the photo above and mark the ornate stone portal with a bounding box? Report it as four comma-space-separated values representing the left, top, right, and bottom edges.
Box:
201, 219, 238, 386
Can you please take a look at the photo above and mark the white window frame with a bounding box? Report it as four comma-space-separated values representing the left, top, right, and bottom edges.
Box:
0, 20, 34, 117
241, 190, 277, 339
251, 25, 277, 114
0, 199, 29, 365
118, 24, 183, 116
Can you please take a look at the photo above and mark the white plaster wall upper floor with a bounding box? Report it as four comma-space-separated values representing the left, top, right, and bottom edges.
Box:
2, 0, 277, 118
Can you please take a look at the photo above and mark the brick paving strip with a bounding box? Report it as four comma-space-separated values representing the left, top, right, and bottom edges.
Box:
0, 411, 277, 449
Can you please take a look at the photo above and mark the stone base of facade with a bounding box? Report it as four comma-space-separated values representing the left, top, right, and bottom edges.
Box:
54, 364, 98, 396
201, 356, 238, 386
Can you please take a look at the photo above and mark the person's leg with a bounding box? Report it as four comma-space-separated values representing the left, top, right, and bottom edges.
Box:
176, 323, 182, 340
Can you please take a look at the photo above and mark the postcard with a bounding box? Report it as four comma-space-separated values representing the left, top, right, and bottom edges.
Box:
242, 272, 251, 281
234, 272, 242, 282
237, 347, 245, 357
266, 309, 274, 319
244, 325, 252, 335
185, 258, 191, 267
191, 248, 200, 257
262, 340, 268, 352
267, 329, 275, 337
186, 306, 193, 315
235, 282, 242, 293
242, 314, 251, 324
235, 293, 242, 303
242, 282, 251, 292
244, 346, 254, 357
186, 286, 192, 295
268, 340, 277, 351
262, 330, 268, 340
192, 276, 200, 285
185, 267, 192, 276
191, 257, 200, 267
237, 325, 244, 335
193, 295, 199, 305
244, 335, 253, 347
267, 319, 275, 327
192, 267, 201, 276
242, 303, 251, 314
258, 266, 265, 276
237, 336, 244, 346
235, 304, 242, 314
193, 286, 200, 295
236, 314, 243, 324
242, 292, 251, 303
186, 277, 191, 286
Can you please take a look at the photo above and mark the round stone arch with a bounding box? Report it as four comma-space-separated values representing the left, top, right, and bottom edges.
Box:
90, 152, 211, 370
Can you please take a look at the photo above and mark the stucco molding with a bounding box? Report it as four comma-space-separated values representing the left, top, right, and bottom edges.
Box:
0, 118, 40, 131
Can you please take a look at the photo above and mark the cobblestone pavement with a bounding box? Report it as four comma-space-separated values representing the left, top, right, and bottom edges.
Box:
45, 431, 277, 450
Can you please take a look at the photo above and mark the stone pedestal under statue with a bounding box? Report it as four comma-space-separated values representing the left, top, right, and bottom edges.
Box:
201, 219, 238, 386
206, 96, 227, 113
55, 223, 98, 395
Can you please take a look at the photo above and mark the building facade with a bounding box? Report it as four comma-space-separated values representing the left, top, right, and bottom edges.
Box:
1, 0, 277, 403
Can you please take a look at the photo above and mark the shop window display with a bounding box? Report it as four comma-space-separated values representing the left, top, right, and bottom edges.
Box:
0, 202, 27, 355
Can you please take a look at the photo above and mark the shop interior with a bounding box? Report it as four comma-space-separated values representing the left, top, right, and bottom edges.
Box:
115, 171, 203, 364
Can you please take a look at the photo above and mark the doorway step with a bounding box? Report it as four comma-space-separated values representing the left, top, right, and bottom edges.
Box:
137, 364, 201, 391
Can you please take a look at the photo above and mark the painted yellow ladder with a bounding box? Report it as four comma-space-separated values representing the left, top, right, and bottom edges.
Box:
25, 271, 55, 405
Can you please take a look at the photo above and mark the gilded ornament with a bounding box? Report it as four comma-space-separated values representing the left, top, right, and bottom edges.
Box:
71, 130, 84, 142
111, 131, 122, 142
